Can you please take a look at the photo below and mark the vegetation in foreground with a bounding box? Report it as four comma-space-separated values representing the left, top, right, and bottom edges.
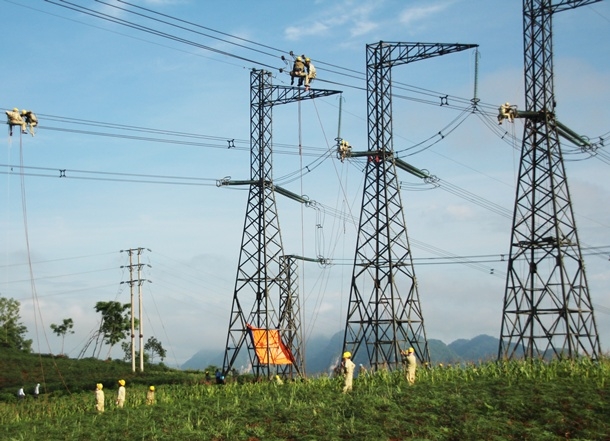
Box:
1, 351, 609, 441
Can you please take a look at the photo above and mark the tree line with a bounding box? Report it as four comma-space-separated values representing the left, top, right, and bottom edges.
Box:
0, 295, 165, 363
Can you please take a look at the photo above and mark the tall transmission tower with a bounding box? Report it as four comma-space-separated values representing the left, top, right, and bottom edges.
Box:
498, 0, 603, 360
343, 42, 477, 371
220, 70, 340, 378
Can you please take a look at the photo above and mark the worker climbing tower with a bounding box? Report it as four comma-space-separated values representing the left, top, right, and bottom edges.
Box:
220, 69, 340, 378
498, 0, 602, 360
343, 42, 476, 371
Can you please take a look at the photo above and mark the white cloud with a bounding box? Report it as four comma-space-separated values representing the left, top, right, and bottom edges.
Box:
398, 3, 451, 27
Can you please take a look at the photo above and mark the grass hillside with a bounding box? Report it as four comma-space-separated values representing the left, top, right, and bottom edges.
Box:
1, 348, 609, 440
0, 347, 201, 401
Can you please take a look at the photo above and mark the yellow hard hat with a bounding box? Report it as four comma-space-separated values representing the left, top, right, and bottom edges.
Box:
118, 379, 126, 386
342, 351, 351, 358
305, 58, 310, 62
21, 109, 27, 115
296, 56, 302, 61
149, 385, 155, 391
13, 108, 18, 112
96, 383, 103, 390
408, 347, 414, 353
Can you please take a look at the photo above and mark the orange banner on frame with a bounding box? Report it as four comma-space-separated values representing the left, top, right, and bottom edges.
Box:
247, 324, 295, 365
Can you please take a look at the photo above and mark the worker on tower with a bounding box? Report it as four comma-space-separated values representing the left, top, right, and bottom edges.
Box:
95, 383, 105, 412
5, 108, 26, 136
498, 102, 517, 124
21, 109, 38, 136
290, 56, 306, 86
303, 57, 316, 90
341, 351, 356, 393
337, 139, 351, 162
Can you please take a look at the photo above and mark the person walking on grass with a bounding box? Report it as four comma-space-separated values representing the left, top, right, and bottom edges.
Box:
146, 385, 155, 405
95, 383, 105, 412
116, 379, 126, 408
341, 351, 356, 393
401, 347, 417, 385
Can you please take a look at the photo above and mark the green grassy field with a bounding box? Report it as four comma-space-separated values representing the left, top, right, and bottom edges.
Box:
1, 349, 608, 440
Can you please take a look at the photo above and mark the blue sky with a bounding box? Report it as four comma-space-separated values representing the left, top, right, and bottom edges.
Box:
1, 0, 609, 366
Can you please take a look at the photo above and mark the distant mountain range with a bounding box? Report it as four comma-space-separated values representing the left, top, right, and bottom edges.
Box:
181, 333, 502, 374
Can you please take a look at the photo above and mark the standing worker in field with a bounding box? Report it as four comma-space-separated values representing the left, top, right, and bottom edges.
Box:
34, 383, 40, 399
116, 379, 126, 408
146, 385, 155, 405
95, 383, 105, 412
341, 351, 356, 393
401, 347, 417, 385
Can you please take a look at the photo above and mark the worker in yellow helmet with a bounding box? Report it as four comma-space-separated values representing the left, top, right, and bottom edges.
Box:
5, 108, 26, 136
303, 57, 316, 90
116, 379, 126, 408
400, 347, 417, 385
95, 383, 105, 412
290, 56, 306, 86
21, 109, 38, 136
146, 385, 155, 405
341, 351, 356, 393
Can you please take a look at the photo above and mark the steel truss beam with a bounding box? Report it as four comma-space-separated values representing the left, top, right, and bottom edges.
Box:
343, 42, 476, 371
498, 0, 602, 361
223, 70, 340, 378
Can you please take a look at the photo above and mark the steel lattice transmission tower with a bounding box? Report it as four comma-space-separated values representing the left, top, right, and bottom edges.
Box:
498, 0, 603, 360
343, 42, 477, 371
221, 70, 340, 378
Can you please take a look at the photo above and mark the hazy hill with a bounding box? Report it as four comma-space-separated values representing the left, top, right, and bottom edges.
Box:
448, 334, 500, 362
181, 333, 501, 372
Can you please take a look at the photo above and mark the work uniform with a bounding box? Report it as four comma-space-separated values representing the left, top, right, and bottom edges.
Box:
5, 109, 26, 135
342, 357, 356, 393
405, 352, 417, 385
95, 385, 105, 412
22, 110, 38, 136
146, 389, 155, 405
116, 384, 126, 408
305, 61, 316, 87
291, 58, 306, 86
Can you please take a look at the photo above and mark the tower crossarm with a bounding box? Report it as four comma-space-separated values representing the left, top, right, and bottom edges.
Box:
366, 42, 478, 69
548, 0, 602, 14
508, 109, 594, 149
341, 148, 431, 180
260, 85, 341, 107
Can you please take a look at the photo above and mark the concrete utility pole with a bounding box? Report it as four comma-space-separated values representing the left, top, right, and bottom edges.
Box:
121, 248, 151, 372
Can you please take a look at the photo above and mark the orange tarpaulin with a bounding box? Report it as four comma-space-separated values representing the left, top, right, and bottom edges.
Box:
247, 324, 295, 365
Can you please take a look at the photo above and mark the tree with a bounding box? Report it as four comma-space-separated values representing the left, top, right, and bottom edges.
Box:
50, 318, 74, 354
144, 336, 167, 363
0, 296, 32, 352
120, 341, 149, 364
94, 301, 132, 358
